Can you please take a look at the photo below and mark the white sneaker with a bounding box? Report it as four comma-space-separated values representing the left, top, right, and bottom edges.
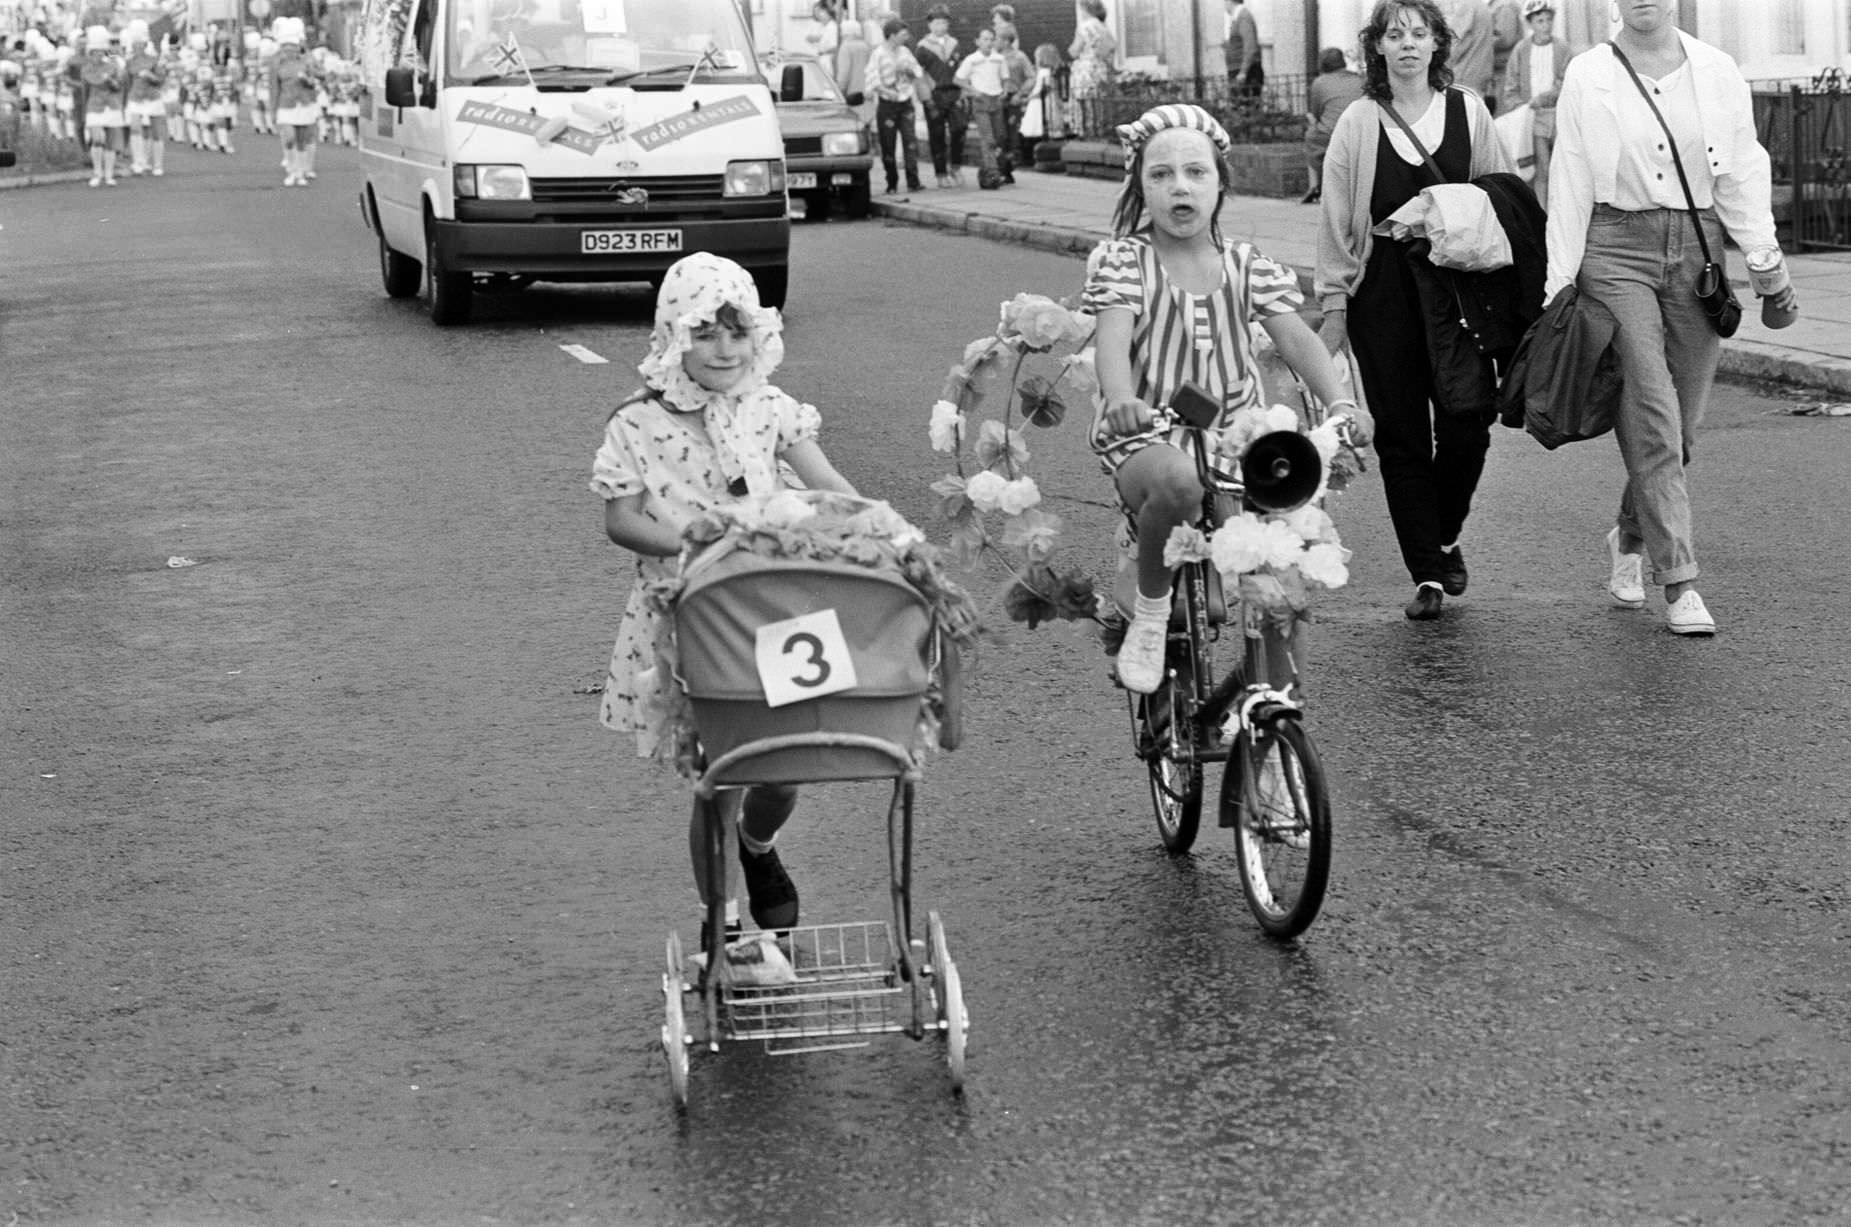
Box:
1115, 617, 1167, 695
88, 176, 101, 187
1606, 527, 1645, 607
1666, 590, 1716, 636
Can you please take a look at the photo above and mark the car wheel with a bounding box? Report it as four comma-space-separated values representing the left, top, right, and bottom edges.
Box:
843, 176, 871, 219
425, 221, 473, 326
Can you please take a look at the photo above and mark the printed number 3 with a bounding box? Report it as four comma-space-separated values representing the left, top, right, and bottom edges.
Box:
782, 631, 831, 689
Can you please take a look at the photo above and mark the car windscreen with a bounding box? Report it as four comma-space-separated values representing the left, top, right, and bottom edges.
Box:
449, 0, 759, 84
775, 57, 841, 103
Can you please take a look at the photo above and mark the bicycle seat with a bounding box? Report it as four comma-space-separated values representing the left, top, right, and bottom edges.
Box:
1113, 562, 1228, 627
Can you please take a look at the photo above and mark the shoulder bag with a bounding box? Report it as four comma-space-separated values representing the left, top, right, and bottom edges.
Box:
1608, 41, 1742, 338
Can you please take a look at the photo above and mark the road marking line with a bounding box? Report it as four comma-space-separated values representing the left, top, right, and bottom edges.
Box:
560, 343, 608, 364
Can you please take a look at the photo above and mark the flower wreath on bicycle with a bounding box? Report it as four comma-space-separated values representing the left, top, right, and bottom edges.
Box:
1083, 103, 1375, 695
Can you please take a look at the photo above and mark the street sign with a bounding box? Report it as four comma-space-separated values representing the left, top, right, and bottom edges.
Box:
248, 0, 272, 19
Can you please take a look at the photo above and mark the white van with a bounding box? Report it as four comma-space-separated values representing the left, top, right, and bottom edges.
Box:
356, 0, 790, 324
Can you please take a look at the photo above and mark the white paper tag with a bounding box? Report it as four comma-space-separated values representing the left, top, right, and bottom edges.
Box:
754, 609, 858, 708
580, 0, 627, 34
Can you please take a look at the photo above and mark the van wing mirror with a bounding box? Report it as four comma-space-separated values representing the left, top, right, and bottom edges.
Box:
385, 66, 420, 108
779, 63, 803, 104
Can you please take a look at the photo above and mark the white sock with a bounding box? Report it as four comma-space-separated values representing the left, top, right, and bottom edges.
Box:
737, 823, 775, 856
1133, 590, 1171, 623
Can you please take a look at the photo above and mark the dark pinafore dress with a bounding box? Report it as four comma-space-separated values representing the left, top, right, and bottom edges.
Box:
1347, 87, 1493, 588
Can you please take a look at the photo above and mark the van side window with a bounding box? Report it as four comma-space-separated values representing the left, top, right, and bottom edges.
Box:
409, 0, 436, 74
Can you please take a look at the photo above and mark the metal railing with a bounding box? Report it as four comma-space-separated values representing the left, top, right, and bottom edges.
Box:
1061, 72, 1313, 146
1754, 70, 1851, 252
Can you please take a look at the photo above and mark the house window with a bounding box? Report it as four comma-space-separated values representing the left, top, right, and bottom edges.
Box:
1120, 0, 1160, 60
1773, 0, 1804, 55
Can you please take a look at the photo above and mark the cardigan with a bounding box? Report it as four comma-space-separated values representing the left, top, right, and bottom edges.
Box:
1502, 36, 1578, 113
1313, 87, 1512, 315
1544, 33, 1777, 299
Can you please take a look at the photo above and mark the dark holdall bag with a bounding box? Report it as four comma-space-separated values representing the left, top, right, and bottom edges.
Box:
1498, 286, 1625, 450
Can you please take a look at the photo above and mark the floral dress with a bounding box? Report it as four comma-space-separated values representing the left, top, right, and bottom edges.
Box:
590, 252, 822, 758
1066, 15, 1115, 133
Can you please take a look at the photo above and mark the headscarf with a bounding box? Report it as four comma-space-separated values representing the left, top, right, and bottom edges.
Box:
639, 252, 789, 493
1116, 103, 1232, 170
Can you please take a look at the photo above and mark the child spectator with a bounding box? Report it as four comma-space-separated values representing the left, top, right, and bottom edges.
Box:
954, 26, 1010, 185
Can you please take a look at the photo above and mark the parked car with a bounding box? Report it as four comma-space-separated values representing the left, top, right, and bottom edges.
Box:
0, 78, 19, 169
767, 52, 872, 221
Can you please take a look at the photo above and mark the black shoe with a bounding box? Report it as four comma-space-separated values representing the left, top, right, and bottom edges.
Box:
1405, 584, 1444, 620
1440, 547, 1468, 596
1300, 188, 1321, 204
906, 180, 925, 193
739, 843, 799, 931
884, 184, 899, 196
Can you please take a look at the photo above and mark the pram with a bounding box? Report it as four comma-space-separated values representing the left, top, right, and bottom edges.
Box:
658, 492, 971, 1107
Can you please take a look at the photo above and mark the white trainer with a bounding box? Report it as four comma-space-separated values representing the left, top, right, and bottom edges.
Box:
1607, 527, 1645, 607
1666, 590, 1716, 636
1115, 617, 1167, 695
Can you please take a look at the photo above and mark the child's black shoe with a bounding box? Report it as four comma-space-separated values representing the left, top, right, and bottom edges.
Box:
740, 844, 799, 931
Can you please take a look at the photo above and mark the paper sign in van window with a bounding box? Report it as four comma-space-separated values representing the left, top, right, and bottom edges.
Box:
587, 36, 639, 72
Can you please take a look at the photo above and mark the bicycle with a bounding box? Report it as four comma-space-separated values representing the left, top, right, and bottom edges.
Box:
1124, 383, 1350, 940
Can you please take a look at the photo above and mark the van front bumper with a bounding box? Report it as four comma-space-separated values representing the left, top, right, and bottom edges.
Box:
430, 216, 791, 279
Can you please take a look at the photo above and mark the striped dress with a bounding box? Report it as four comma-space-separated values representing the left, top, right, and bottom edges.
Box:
1082, 233, 1302, 476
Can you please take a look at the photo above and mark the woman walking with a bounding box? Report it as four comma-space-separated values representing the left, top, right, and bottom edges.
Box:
1547, 0, 1793, 635
1314, 0, 1511, 620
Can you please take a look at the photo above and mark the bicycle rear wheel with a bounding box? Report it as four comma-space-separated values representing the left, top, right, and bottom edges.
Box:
1222, 715, 1330, 938
1140, 642, 1201, 853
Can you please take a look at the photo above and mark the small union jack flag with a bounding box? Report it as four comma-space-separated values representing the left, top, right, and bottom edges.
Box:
490, 36, 525, 76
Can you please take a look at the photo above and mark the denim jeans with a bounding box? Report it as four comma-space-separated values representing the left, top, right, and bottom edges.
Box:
1576, 204, 1723, 586
875, 97, 920, 190
925, 90, 966, 176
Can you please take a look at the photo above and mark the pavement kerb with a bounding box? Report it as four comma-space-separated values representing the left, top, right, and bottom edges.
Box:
0, 169, 96, 190
873, 196, 1103, 258
873, 197, 1851, 398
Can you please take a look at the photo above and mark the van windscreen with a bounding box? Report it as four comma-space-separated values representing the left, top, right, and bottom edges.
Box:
448, 0, 759, 82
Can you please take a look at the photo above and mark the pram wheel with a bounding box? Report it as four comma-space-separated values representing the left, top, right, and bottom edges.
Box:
662, 931, 690, 1107
928, 911, 967, 1092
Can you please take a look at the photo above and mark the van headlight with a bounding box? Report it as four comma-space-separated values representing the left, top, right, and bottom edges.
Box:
724, 159, 785, 196
822, 132, 861, 157
454, 164, 532, 201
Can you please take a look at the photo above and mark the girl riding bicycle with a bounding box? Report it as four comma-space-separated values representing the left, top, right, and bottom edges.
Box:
1085, 104, 1374, 695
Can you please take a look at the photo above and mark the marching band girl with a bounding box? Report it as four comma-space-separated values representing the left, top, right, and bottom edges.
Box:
268, 18, 322, 187
79, 26, 127, 187
210, 55, 239, 152
122, 20, 168, 176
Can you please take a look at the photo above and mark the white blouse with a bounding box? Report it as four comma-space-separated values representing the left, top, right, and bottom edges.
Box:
1610, 60, 1714, 212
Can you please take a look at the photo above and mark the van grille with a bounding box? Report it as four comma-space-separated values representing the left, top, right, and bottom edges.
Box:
783, 137, 822, 156
529, 174, 725, 204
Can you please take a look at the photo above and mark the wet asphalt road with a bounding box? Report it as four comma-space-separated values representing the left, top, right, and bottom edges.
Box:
5, 141, 1851, 1226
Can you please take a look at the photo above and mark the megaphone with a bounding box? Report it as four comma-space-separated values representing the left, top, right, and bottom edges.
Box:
1240, 430, 1323, 513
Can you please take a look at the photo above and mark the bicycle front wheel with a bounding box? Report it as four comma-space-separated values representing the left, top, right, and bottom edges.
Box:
1222, 715, 1330, 938
1139, 646, 1201, 853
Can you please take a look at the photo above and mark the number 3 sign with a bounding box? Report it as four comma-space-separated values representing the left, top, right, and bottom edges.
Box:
754, 609, 859, 708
